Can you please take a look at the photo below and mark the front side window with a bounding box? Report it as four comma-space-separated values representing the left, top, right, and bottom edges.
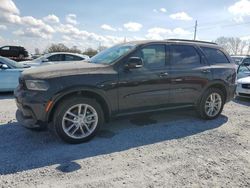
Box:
201, 47, 229, 64
48, 54, 63, 62
171, 45, 201, 65
133, 44, 167, 69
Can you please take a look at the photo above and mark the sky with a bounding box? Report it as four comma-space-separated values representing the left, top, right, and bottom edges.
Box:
1, 0, 250, 53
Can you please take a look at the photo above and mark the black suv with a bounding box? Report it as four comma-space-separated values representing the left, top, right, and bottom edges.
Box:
15, 39, 237, 144
0, 46, 28, 58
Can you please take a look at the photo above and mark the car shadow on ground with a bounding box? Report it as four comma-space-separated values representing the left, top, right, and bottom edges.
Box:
0, 92, 14, 100
233, 97, 250, 106
0, 109, 228, 175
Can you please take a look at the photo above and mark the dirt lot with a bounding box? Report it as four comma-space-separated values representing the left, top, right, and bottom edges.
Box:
0, 93, 249, 188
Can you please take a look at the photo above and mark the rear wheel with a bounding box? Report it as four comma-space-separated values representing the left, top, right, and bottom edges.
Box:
197, 88, 225, 120
53, 97, 104, 144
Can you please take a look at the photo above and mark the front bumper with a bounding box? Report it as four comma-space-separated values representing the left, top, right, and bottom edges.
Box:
14, 86, 50, 129
236, 83, 250, 98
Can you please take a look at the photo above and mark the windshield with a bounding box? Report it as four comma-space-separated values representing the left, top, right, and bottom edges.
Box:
232, 57, 243, 65
90, 44, 136, 64
0, 57, 26, 69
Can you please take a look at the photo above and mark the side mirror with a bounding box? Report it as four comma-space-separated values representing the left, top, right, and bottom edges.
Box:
0, 64, 8, 70
126, 57, 143, 69
42, 58, 49, 63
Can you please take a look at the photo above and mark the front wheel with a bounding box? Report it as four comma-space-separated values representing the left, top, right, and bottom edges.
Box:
197, 88, 225, 120
53, 97, 104, 144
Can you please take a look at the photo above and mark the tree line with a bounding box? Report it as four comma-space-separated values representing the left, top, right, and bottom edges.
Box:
214, 37, 250, 55
35, 43, 107, 57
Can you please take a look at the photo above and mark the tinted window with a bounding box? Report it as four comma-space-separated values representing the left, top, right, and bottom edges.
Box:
65, 55, 83, 61
135, 44, 166, 69
171, 45, 200, 65
10, 47, 18, 50
243, 58, 250, 64
48, 54, 63, 61
201, 47, 229, 64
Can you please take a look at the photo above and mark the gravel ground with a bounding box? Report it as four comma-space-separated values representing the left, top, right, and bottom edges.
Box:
0, 93, 249, 188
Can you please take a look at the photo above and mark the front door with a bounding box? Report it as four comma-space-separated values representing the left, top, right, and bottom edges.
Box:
118, 44, 171, 114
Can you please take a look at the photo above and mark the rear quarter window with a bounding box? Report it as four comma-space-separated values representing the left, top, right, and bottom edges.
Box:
201, 47, 230, 64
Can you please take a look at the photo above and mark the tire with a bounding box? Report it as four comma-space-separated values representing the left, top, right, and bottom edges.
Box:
196, 88, 225, 120
53, 97, 104, 144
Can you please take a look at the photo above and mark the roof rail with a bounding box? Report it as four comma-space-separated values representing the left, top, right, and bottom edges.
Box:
166, 39, 217, 45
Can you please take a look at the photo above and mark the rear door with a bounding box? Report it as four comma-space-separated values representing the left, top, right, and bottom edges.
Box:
118, 43, 171, 113
168, 44, 211, 105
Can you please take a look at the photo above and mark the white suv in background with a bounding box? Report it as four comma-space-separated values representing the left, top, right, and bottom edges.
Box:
22, 52, 89, 67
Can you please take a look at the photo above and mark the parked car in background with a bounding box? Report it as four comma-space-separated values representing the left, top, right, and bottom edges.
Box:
237, 58, 250, 79
15, 39, 236, 144
231, 55, 248, 65
0, 46, 29, 58
22, 52, 89, 67
0, 56, 30, 92
236, 61, 250, 98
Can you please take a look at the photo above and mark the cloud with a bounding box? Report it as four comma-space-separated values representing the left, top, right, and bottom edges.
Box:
0, 25, 7, 30
146, 27, 172, 40
13, 28, 53, 39
153, 8, 167, 13
160, 8, 167, 13
146, 27, 192, 40
0, 0, 19, 15
169, 12, 193, 21
228, 0, 250, 22
123, 22, 143, 32
66, 14, 78, 25
101, 24, 117, 31
43, 14, 60, 23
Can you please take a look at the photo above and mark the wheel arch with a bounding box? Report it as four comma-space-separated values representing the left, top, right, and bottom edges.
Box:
47, 88, 111, 123
197, 80, 228, 105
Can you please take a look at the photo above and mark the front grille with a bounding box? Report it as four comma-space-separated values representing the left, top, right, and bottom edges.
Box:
242, 84, 250, 89
239, 93, 250, 97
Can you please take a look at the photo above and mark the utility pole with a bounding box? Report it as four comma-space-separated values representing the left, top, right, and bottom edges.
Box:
194, 20, 198, 40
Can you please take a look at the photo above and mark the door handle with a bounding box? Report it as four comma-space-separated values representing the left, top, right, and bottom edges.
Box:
159, 72, 169, 77
201, 69, 211, 73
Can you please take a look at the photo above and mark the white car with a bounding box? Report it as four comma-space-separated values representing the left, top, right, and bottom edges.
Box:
22, 52, 89, 67
236, 61, 250, 98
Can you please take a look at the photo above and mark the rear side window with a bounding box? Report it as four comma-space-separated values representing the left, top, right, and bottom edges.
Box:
201, 47, 229, 64
48, 54, 64, 61
171, 45, 201, 65
65, 55, 83, 61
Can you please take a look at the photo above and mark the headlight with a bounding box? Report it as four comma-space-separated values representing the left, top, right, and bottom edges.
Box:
25, 80, 49, 91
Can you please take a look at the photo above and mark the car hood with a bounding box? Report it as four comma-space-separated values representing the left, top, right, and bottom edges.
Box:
22, 61, 108, 79
238, 76, 250, 84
